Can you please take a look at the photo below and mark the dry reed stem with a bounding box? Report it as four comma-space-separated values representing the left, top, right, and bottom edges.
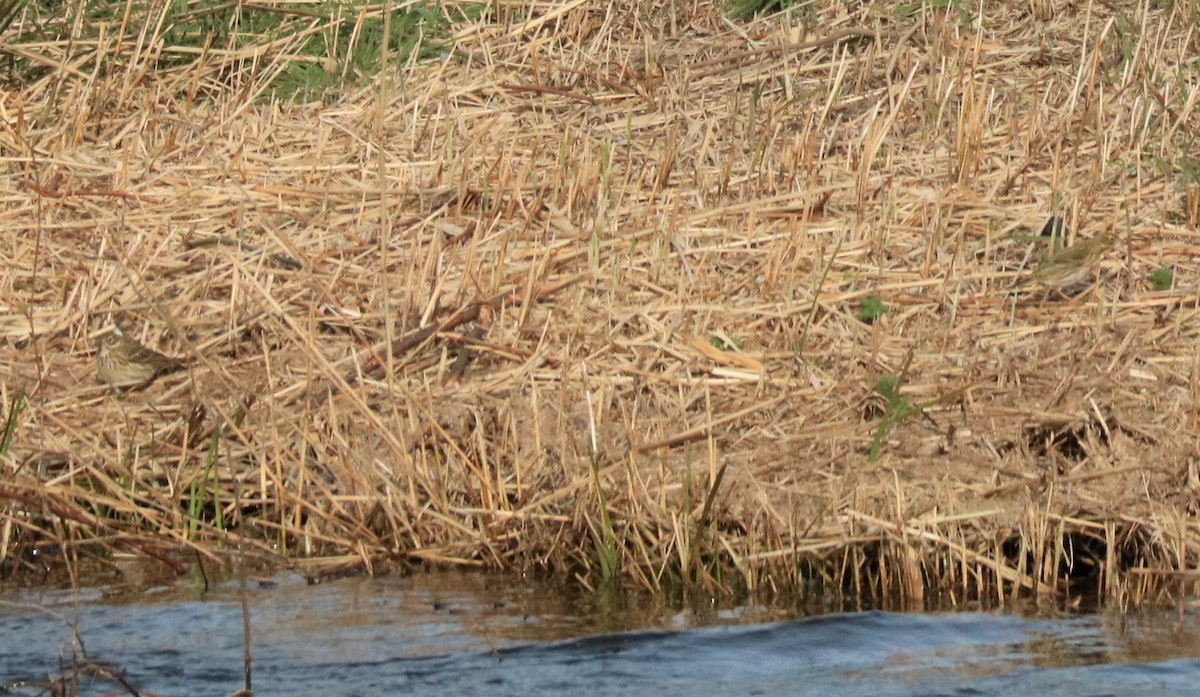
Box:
1, 1, 1199, 604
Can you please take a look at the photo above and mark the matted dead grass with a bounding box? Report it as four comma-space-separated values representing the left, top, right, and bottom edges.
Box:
2, 0, 1200, 605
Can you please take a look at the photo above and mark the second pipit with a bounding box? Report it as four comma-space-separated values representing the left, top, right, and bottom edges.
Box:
96, 327, 187, 386
1013, 230, 1118, 293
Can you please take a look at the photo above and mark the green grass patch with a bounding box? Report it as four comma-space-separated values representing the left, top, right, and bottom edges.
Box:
869, 374, 917, 462
728, 0, 816, 21
858, 294, 887, 324
589, 451, 619, 581
0, 387, 24, 457
1149, 267, 1174, 291
2, 1, 485, 100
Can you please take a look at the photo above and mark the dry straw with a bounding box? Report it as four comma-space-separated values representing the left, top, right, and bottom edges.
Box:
1, 0, 1198, 606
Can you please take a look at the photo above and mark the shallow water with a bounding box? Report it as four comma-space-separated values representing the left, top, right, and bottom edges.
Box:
3, 571, 1200, 696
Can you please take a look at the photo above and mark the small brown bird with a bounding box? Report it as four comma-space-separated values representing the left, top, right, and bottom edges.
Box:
1013, 230, 1118, 292
95, 327, 186, 386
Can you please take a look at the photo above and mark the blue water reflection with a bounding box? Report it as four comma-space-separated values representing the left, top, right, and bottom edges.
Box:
2, 573, 1199, 696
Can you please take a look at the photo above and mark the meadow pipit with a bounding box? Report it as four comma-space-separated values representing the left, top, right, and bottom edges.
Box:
96, 327, 186, 386
1013, 230, 1118, 292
